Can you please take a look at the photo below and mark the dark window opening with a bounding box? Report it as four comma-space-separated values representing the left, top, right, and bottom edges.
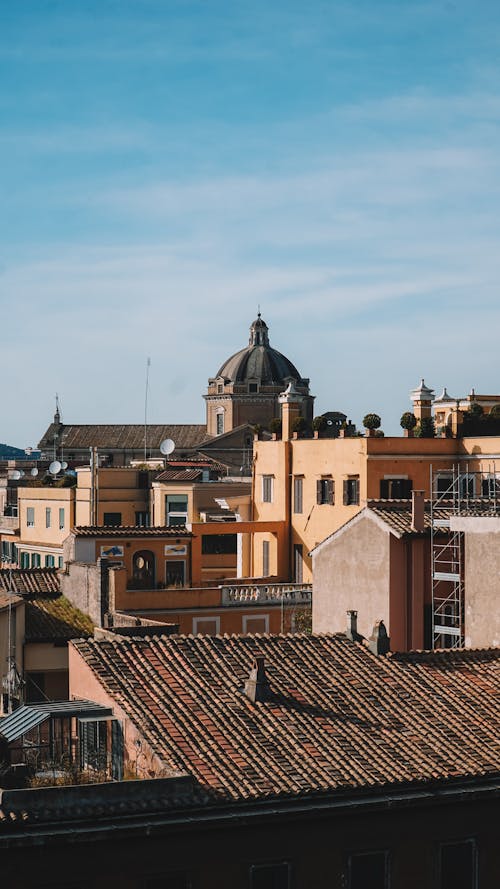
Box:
293, 544, 303, 583
317, 477, 334, 505
103, 512, 122, 527
131, 550, 155, 589
440, 840, 477, 889
348, 851, 389, 889
202, 534, 237, 555
380, 478, 412, 498
166, 560, 186, 586
250, 862, 290, 889
343, 477, 360, 506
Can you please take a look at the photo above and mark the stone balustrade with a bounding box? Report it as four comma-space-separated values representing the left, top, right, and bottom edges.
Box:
221, 582, 312, 605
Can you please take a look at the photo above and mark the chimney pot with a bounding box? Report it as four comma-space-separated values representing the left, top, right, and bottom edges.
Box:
368, 620, 390, 655
244, 655, 272, 703
346, 610, 358, 641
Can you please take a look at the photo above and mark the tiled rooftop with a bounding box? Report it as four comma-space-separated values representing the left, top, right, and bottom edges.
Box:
366, 498, 500, 537
39, 423, 210, 451
25, 595, 94, 642
72, 525, 191, 538
155, 469, 204, 482
0, 568, 60, 596
72, 633, 500, 803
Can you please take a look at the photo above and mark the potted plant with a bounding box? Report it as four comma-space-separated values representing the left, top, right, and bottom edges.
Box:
362, 413, 381, 437
400, 411, 417, 437
312, 415, 327, 438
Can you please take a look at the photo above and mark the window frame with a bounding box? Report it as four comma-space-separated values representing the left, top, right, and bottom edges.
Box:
262, 475, 274, 503
293, 476, 303, 514
343, 476, 360, 506
192, 616, 220, 635
242, 614, 270, 634
45, 507, 51, 529
103, 512, 122, 527
262, 540, 270, 577
438, 838, 478, 889
347, 849, 390, 889
26, 507, 35, 528
249, 861, 291, 889
59, 507, 65, 530
317, 477, 334, 505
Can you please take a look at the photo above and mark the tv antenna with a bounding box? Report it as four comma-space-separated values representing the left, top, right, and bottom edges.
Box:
144, 357, 151, 462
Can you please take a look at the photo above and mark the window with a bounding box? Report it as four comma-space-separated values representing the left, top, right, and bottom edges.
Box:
348, 851, 389, 889
343, 477, 360, 506
165, 560, 186, 586
59, 508, 65, 530
31, 553, 41, 568
249, 862, 291, 889
216, 410, 225, 435
262, 540, 270, 577
293, 477, 303, 513
439, 840, 477, 889
317, 477, 334, 505
26, 507, 35, 527
166, 494, 188, 527
58, 556, 63, 569
45, 554, 55, 567
132, 550, 156, 589
248, 382, 259, 393
103, 512, 122, 527
216, 383, 224, 394
202, 534, 237, 554
459, 474, 475, 498
135, 511, 150, 527
293, 544, 303, 583
243, 614, 269, 634
79, 718, 108, 771
380, 478, 412, 499
193, 616, 220, 635
20, 551, 30, 568
45, 507, 51, 528
262, 475, 274, 503
482, 476, 500, 497
436, 474, 454, 496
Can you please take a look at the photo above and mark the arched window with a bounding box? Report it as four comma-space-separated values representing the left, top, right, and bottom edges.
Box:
216, 408, 225, 436
131, 550, 156, 590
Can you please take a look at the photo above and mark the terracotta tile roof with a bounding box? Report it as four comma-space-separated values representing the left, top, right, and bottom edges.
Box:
71, 634, 500, 803
0, 592, 23, 610
0, 568, 60, 596
155, 469, 203, 482
72, 525, 192, 538
366, 499, 500, 537
38, 423, 210, 452
25, 595, 94, 642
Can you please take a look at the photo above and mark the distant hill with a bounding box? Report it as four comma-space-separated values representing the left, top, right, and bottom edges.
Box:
0, 443, 39, 460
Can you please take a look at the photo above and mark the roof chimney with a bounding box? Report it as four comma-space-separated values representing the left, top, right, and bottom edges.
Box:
411, 490, 425, 532
346, 610, 362, 642
367, 620, 390, 655
244, 655, 272, 703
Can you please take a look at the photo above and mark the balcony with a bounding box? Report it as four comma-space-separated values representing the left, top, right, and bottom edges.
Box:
221, 582, 312, 606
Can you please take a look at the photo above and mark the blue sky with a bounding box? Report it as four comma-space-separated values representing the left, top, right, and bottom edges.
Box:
2, 1, 500, 446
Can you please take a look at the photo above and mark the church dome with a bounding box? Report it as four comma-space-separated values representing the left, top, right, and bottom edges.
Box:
216, 315, 304, 385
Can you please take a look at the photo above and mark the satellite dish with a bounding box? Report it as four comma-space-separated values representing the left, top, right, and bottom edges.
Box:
160, 438, 175, 456
49, 460, 62, 475
19, 470, 25, 478
61, 461, 68, 470
11, 470, 21, 480
31, 467, 39, 477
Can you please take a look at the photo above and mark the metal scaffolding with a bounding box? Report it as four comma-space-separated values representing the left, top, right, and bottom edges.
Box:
430, 462, 499, 649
